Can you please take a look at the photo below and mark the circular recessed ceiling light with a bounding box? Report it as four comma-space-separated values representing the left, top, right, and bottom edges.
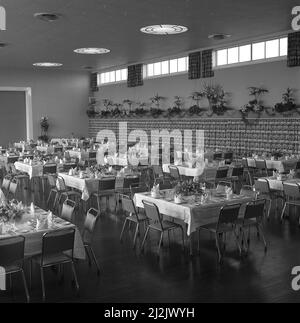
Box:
140, 24, 188, 35
208, 33, 231, 41
34, 13, 62, 22
33, 62, 63, 67
74, 48, 110, 55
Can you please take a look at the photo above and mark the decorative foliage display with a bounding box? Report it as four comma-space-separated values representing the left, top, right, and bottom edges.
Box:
200, 83, 229, 116
150, 94, 164, 118
38, 116, 50, 143
274, 88, 297, 114
189, 92, 205, 115
174, 180, 204, 197
101, 99, 113, 117
167, 96, 183, 117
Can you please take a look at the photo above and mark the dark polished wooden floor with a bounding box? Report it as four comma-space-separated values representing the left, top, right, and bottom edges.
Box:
1, 188, 300, 303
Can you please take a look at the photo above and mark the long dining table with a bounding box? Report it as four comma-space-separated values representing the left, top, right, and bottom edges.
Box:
0, 206, 85, 259
134, 189, 253, 255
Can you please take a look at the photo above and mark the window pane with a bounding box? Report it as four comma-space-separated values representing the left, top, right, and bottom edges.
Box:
100, 73, 105, 84
252, 42, 265, 60
217, 49, 227, 66
178, 57, 187, 72
239, 45, 251, 62
121, 69, 127, 80
228, 47, 239, 64
109, 71, 115, 83
154, 62, 161, 76
116, 70, 121, 82
147, 64, 154, 77
104, 72, 110, 83
266, 39, 279, 58
161, 60, 169, 74
170, 59, 178, 73
280, 37, 288, 56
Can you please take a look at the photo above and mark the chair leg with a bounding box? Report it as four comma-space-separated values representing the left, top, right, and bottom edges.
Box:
133, 223, 139, 249
71, 262, 80, 293
141, 227, 149, 252
20, 269, 30, 303
85, 246, 92, 266
215, 233, 223, 263
97, 196, 101, 214
281, 203, 287, 222
157, 232, 164, 256
258, 224, 267, 252
233, 230, 242, 256
197, 229, 200, 253
180, 227, 185, 250
120, 219, 128, 243
267, 199, 272, 220
89, 246, 101, 276
40, 267, 46, 302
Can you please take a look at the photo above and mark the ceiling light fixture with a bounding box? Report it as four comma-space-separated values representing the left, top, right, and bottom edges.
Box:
34, 13, 62, 22
74, 48, 110, 55
33, 62, 63, 67
208, 33, 232, 41
140, 24, 188, 35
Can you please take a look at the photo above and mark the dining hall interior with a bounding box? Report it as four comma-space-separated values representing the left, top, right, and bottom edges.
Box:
1, 0, 300, 305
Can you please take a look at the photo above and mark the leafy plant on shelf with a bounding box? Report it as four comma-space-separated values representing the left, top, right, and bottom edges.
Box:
39, 116, 50, 143
123, 99, 134, 116
167, 96, 183, 117
111, 103, 122, 117
201, 83, 229, 116
188, 92, 205, 116
87, 97, 99, 118
150, 94, 164, 118
274, 88, 297, 114
134, 102, 148, 117
101, 99, 113, 117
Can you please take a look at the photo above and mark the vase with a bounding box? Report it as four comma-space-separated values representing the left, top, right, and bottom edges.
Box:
174, 195, 183, 204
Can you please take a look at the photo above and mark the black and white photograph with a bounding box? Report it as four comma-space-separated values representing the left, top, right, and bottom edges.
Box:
0, 0, 300, 308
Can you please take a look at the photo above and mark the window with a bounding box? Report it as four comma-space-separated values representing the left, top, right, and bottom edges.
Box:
144, 56, 188, 78
98, 68, 127, 85
214, 36, 287, 68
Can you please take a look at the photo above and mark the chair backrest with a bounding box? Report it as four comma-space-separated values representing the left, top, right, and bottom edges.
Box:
216, 181, 232, 192
0, 236, 25, 266
130, 185, 149, 197
142, 200, 163, 230
231, 166, 244, 177
255, 159, 267, 170
54, 147, 63, 153
47, 174, 57, 188
295, 161, 300, 170
61, 199, 76, 223
89, 152, 97, 159
98, 178, 116, 192
84, 208, 99, 235
283, 183, 300, 199
63, 163, 77, 172
217, 204, 241, 228
42, 228, 75, 263
169, 165, 180, 180
43, 164, 57, 175
216, 167, 229, 179
123, 176, 140, 189
2, 178, 10, 191
152, 165, 164, 179
244, 199, 266, 221
57, 176, 67, 191
254, 179, 270, 194
242, 159, 248, 169
121, 195, 139, 221
224, 152, 233, 161
213, 153, 223, 160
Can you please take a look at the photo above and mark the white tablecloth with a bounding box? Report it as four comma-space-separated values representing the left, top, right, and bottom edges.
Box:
14, 162, 43, 179
134, 191, 253, 236
246, 158, 298, 173
36, 146, 54, 154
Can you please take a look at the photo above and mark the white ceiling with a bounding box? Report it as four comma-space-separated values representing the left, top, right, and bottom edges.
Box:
0, 0, 297, 72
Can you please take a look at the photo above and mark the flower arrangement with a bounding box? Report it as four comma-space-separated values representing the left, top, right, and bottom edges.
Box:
201, 83, 229, 115
40, 116, 49, 131
0, 200, 25, 223
174, 180, 204, 197
167, 96, 183, 117
240, 87, 269, 114
274, 88, 297, 114
111, 103, 122, 117
189, 92, 205, 115
150, 94, 164, 117
101, 99, 113, 117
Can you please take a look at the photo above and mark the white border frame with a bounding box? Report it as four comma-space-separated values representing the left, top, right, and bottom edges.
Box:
0, 87, 33, 140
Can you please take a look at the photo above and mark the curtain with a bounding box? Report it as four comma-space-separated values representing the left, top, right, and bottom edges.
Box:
90, 72, 99, 92
288, 32, 300, 67
201, 49, 214, 78
127, 64, 144, 87
188, 51, 202, 79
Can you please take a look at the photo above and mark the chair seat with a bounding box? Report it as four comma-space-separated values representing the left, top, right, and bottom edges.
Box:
92, 190, 115, 197
3, 263, 22, 274
149, 220, 181, 231
33, 252, 72, 267
127, 213, 148, 223
236, 218, 258, 227
199, 222, 236, 233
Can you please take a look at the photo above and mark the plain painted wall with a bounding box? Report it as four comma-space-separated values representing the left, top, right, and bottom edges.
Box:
0, 68, 90, 140
95, 60, 300, 113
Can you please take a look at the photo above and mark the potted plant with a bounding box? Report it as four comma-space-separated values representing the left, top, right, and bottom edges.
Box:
150, 94, 164, 118
134, 102, 148, 117
274, 88, 297, 114
86, 97, 99, 118
111, 103, 122, 118
173, 182, 184, 204
188, 92, 205, 116
167, 96, 183, 118
201, 83, 229, 116
123, 99, 134, 116
39, 117, 50, 143
101, 99, 113, 117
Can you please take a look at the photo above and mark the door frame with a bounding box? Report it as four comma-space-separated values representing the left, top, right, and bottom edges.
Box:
0, 87, 33, 141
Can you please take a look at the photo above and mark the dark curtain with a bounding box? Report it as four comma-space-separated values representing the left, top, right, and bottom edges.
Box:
188, 51, 202, 79
127, 64, 144, 87
288, 32, 300, 67
201, 49, 214, 78
90, 72, 99, 92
